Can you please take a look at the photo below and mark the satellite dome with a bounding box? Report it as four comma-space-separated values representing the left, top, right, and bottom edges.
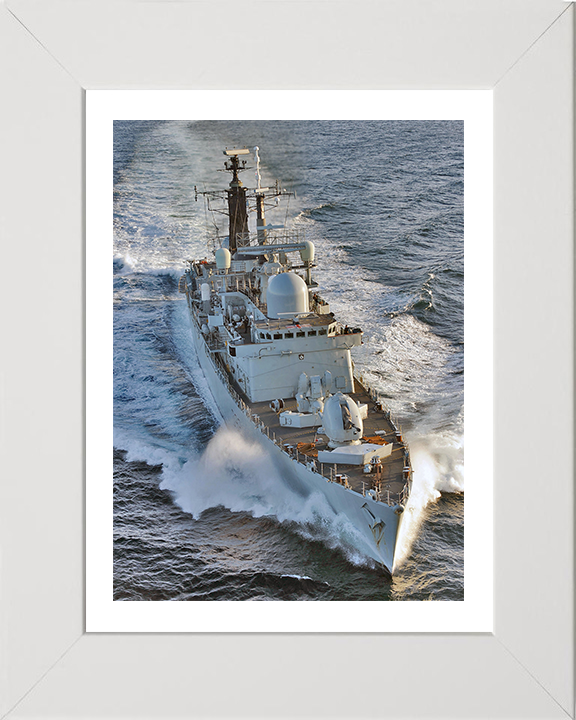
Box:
215, 247, 231, 270
266, 272, 309, 319
299, 240, 315, 262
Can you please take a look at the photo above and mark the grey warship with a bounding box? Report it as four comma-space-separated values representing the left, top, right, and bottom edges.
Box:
179, 147, 412, 573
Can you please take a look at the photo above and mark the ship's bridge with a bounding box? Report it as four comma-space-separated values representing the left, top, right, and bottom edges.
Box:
226, 311, 363, 403
253, 313, 338, 342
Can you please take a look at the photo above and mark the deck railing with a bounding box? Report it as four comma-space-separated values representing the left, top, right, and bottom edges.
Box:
354, 371, 412, 474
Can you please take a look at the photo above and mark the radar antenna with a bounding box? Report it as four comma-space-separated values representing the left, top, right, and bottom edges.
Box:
194, 147, 294, 256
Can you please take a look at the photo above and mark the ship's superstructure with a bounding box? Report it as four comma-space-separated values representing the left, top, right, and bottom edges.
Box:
179, 147, 412, 572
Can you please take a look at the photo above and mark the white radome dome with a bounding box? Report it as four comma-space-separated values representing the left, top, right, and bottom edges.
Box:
215, 247, 231, 270
266, 272, 309, 319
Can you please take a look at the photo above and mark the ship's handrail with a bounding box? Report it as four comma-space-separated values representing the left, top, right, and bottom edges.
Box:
354, 371, 412, 468
235, 228, 307, 247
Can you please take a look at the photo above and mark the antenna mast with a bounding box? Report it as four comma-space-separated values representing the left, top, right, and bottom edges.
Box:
254, 146, 268, 245
223, 148, 250, 255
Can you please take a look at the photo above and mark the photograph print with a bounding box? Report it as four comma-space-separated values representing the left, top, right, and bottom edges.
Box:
113, 120, 464, 601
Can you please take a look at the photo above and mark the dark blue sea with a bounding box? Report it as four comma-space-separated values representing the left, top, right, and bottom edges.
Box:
113, 120, 464, 601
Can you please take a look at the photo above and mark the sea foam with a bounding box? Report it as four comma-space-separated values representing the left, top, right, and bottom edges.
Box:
393, 431, 463, 570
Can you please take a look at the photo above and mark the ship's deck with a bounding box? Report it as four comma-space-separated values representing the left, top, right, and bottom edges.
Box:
245, 379, 409, 504
191, 296, 410, 507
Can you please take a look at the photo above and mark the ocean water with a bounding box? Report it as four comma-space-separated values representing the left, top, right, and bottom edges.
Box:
113, 120, 464, 601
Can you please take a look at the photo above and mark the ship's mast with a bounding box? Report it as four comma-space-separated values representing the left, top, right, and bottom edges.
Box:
224, 149, 250, 255
196, 147, 293, 257
254, 146, 268, 245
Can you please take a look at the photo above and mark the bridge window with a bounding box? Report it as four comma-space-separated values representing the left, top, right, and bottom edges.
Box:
274, 333, 282, 339
308, 330, 317, 336
296, 331, 305, 338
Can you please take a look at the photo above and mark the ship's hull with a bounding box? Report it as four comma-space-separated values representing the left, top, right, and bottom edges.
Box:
189, 318, 403, 573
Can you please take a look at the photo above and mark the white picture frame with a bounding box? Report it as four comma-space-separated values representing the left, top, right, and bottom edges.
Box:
86, 91, 493, 634
1, 1, 573, 718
